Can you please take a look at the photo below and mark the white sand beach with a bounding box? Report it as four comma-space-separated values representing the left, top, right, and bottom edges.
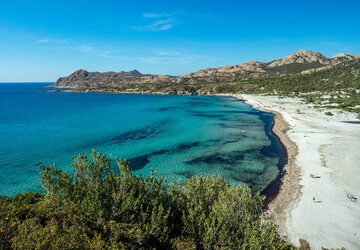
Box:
239, 94, 360, 249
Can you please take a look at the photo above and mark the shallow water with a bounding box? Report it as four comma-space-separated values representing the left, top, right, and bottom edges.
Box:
0, 83, 285, 196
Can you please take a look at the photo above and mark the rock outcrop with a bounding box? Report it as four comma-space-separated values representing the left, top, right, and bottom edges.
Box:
51, 69, 175, 88
330, 53, 360, 64
50, 50, 360, 89
267, 50, 328, 67
176, 61, 268, 84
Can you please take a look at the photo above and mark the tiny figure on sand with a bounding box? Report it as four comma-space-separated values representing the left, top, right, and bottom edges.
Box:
310, 174, 321, 179
347, 194, 357, 202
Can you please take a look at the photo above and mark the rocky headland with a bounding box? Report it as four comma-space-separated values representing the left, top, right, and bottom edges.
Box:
49, 49, 360, 92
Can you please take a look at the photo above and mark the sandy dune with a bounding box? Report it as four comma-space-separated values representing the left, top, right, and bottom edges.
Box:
240, 94, 360, 249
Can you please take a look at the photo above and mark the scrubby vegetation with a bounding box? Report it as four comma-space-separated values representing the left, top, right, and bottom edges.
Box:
239, 59, 359, 116
191, 59, 360, 115
325, 111, 334, 116
0, 151, 294, 249
81, 59, 360, 117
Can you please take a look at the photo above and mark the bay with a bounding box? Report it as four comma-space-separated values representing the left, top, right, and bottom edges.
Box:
0, 83, 285, 196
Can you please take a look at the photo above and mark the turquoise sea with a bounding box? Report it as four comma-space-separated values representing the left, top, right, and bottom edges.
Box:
0, 83, 285, 197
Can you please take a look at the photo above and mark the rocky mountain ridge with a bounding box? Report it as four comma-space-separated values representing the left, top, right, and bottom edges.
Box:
267, 50, 328, 67
52, 69, 175, 88
50, 50, 360, 89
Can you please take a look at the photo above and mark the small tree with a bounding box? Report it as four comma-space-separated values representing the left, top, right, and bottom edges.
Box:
1, 151, 294, 249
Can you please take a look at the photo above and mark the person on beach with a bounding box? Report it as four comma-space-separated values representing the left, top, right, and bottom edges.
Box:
313, 196, 315, 203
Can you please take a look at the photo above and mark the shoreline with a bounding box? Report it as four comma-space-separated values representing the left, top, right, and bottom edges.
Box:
260, 110, 300, 209
45, 88, 360, 248
232, 94, 301, 235
215, 93, 300, 214
263, 110, 300, 221
257, 105, 290, 207
50, 89, 297, 210
238, 94, 360, 249
46, 88, 295, 208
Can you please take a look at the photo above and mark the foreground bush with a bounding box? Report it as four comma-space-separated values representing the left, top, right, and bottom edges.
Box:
0, 151, 294, 249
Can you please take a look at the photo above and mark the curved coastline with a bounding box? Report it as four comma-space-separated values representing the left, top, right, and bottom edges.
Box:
263, 109, 300, 219
229, 94, 301, 224
46, 88, 300, 214
234, 94, 360, 249
44, 88, 360, 248
259, 113, 288, 206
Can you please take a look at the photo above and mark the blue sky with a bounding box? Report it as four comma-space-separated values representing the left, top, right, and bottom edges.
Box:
0, 0, 359, 81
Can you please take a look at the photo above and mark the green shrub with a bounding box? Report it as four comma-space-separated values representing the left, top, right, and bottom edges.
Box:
325, 111, 334, 116
299, 238, 310, 249
0, 151, 294, 249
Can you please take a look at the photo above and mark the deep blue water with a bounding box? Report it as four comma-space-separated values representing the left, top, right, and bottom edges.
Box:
0, 83, 285, 196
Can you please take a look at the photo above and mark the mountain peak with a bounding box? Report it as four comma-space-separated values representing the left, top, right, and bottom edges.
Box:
243, 61, 266, 67
295, 49, 318, 54
330, 53, 358, 59
284, 49, 327, 62
268, 50, 328, 67
73, 69, 88, 75
51, 49, 360, 90
331, 53, 348, 58
129, 69, 142, 76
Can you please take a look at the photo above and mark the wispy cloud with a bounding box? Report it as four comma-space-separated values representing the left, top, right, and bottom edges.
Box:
33, 38, 70, 46
156, 50, 181, 56
132, 12, 177, 32
31, 36, 210, 65
34, 38, 50, 44
99, 50, 209, 64
132, 19, 173, 32
57, 40, 69, 45
77, 44, 95, 52
101, 51, 191, 61
143, 13, 163, 18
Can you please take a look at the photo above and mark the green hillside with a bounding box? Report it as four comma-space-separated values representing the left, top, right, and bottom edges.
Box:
162, 58, 360, 114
